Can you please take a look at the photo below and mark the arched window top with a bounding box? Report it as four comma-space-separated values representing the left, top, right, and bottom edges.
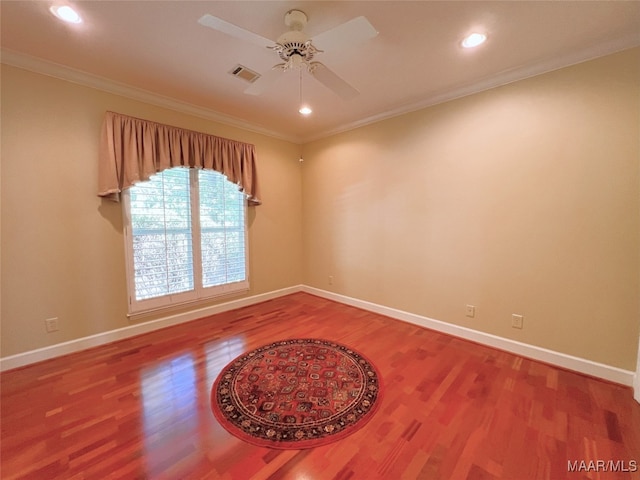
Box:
98, 111, 261, 206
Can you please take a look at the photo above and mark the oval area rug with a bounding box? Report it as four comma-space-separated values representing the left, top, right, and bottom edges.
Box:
211, 338, 383, 449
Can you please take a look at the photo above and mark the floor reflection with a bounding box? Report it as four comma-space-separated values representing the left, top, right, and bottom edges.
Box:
141, 353, 197, 475
204, 336, 246, 388
139, 337, 246, 477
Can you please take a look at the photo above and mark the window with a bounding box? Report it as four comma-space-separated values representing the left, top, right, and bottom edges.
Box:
123, 167, 248, 314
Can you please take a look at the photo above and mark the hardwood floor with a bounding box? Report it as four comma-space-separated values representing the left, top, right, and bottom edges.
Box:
2, 292, 639, 479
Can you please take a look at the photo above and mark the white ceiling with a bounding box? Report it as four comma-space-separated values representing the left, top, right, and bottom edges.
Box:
2, 1, 639, 143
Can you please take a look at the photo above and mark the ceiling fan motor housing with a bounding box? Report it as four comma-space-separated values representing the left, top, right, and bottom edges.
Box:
273, 10, 321, 66
275, 31, 318, 62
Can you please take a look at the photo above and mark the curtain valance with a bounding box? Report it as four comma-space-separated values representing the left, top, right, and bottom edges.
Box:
98, 111, 261, 205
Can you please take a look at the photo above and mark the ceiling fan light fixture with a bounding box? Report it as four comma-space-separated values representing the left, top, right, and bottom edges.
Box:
290, 53, 304, 69
462, 32, 487, 48
50, 5, 82, 24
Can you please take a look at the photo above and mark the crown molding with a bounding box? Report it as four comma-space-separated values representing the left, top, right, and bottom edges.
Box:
3, 31, 638, 146
300, 33, 640, 143
0, 49, 302, 144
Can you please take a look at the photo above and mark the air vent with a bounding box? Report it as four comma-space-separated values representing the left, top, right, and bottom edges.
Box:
229, 65, 260, 83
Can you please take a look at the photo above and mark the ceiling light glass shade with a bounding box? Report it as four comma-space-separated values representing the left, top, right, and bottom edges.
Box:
290, 53, 304, 69
462, 33, 487, 48
50, 5, 82, 24
299, 105, 312, 115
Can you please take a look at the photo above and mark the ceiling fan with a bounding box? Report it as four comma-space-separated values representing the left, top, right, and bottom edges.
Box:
198, 9, 378, 100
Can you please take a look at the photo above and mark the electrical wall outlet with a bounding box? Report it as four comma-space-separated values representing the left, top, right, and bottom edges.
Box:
328, 275, 334, 285
465, 305, 476, 318
512, 314, 524, 329
45, 317, 59, 333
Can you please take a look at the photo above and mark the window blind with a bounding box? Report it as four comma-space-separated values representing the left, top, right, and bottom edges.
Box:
198, 169, 246, 288
124, 167, 248, 313
129, 168, 194, 301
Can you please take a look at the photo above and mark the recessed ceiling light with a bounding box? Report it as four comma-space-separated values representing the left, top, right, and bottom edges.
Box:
50, 5, 82, 24
462, 33, 487, 48
299, 105, 312, 115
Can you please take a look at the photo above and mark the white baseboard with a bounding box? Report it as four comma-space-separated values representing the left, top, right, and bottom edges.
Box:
2, 284, 636, 391
634, 337, 640, 403
0, 286, 302, 372
302, 286, 636, 387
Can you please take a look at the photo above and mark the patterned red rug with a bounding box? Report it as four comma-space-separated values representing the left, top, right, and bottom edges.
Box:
211, 338, 383, 449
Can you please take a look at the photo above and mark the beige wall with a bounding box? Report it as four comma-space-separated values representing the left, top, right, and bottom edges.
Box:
1, 64, 303, 357
302, 48, 640, 370
2, 48, 639, 372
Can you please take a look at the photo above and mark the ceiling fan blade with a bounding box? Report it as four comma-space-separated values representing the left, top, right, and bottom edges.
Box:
311, 16, 378, 51
198, 14, 273, 49
310, 63, 359, 100
244, 67, 284, 95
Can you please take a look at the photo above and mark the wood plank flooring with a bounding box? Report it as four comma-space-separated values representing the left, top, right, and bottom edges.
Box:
2, 292, 639, 479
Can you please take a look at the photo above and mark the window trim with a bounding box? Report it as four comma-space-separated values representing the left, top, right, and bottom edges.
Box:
122, 168, 249, 316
